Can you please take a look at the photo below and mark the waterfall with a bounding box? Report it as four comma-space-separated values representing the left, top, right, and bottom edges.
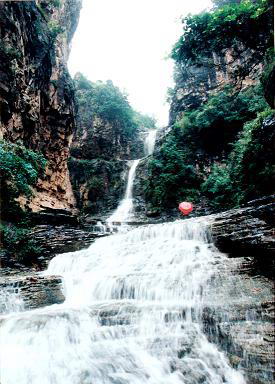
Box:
107, 159, 140, 224
0, 286, 24, 315
0, 219, 246, 384
144, 129, 157, 156
107, 129, 157, 224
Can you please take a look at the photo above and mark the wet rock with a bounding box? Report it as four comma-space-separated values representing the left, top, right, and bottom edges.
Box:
0, 275, 65, 310
202, 254, 274, 384
28, 225, 105, 269
210, 196, 275, 260
31, 208, 79, 226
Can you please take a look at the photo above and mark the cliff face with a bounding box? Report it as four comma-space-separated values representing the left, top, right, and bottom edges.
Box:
135, 1, 274, 217
72, 114, 145, 160
69, 75, 154, 215
0, 0, 81, 212
169, 41, 264, 125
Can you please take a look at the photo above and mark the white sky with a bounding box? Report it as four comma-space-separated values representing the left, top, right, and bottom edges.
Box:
68, 0, 212, 126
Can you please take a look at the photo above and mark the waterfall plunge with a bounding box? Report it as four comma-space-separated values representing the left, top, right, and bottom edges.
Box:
107, 129, 157, 224
107, 159, 140, 224
0, 219, 246, 384
144, 129, 157, 156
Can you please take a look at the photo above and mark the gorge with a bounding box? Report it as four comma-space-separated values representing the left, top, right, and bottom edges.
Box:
0, 0, 274, 383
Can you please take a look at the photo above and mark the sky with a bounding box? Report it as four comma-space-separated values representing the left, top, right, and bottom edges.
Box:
68, 0, 212, 127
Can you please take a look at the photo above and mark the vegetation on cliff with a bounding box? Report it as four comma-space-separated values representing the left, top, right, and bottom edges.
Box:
0, 141, 46, 221
171, 0, 272, 65
70, 73, 156, 214
144, 0, 274, 213
74, 73, 139, 139
0, 141, 46, 263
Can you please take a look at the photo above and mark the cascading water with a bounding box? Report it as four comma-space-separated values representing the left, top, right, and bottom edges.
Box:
107, 129, 157, 225
0, 219, 246, 384
107, 159, 140, 224
0, 285, 24, 315
144, 129, 157, 156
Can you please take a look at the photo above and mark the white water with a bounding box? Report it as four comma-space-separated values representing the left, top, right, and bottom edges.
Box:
107, 159, 140, 224
107, 129, 157, 225
0, 286, 24, 314
0, 219, 246, 384
144, 129, 157, 156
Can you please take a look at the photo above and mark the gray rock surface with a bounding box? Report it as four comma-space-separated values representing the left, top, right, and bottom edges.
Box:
202, 256, 274, 384
210, 196, 275, 259
0, 275, 65, 311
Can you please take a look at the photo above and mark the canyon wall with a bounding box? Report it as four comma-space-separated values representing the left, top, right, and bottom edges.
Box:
135, 1, 274, 217
0, 0, 81, 212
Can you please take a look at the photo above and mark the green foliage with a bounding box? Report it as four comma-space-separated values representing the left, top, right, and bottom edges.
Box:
177, 84, 269, 154
68, 157, 125, 212
48, 20, 64, 40
171, 0, 272, 64
0, 141, 46, 220
87, 177, 105, 200
144, 134, 201, 209
201, 165, 236, 209
202, 110, 275, 209
0, 223, 43, 264
212, 0, 242, 7
261, 47, 275, 107
0, 42, 22, 61
145, 85, 272, 211
133, 111, 157, 130
74, 73, 138, 137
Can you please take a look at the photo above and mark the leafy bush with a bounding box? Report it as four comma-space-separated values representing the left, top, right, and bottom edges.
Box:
145, 86, 273, 211
133, 112, 157, 131
0, 223, 43, 264
201, 164, 236, 209
171, 0, 272, 64
0, 141, 46, 220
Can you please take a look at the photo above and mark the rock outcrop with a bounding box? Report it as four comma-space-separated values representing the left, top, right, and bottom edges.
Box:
202, 255, 274, 384
169, 40, 268, 126
0, 275, 65, 311
0, 0, 81, 212
69, 158, 129, 214
210, 196, 275, 260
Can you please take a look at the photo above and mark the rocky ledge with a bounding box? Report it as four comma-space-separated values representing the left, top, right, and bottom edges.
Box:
0, 275, 65, 312
210, 196, 274, 261
29, 224, 106, 269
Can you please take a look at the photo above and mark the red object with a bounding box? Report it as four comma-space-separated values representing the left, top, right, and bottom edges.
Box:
179, 201, 193, 215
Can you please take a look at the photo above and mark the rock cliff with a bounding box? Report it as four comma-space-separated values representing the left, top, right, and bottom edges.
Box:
0, 0, 81, 212
69, 74, 155, 215
169, 41, 265, 125
137, 1, 274, 216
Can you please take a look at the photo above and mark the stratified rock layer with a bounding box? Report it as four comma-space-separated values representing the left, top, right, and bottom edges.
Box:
210, 196, 275, 260
0, 275, 65, 310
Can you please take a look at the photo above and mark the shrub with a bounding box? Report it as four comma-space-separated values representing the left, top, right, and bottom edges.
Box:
144, 134, 201, 208
202, 109, 274, 209
171, 0, 272, 64
0, 223, 43, 265
0, 141, 46, 220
